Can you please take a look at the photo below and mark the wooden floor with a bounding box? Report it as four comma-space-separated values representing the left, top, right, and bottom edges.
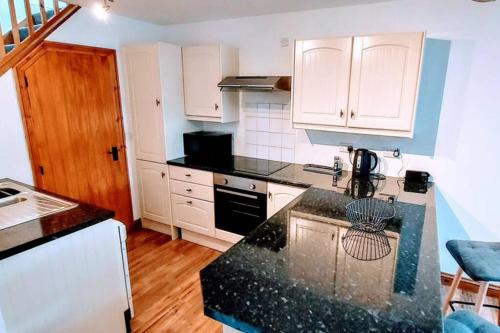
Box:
127, 228, 222, 333
127, 228, 499, 332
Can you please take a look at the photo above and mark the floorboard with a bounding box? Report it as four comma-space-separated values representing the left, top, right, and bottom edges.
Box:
128, 228, 222, 333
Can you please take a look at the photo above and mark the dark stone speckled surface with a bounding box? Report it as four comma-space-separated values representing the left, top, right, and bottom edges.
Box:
195, 166, 441, 332
0, 178, 114, 260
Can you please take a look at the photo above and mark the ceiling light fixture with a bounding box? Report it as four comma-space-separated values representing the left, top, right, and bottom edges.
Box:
472, 0, 496, 2
93, 0, 114, 20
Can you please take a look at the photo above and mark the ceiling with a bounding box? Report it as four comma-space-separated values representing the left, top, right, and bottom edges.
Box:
68, 0, 399, 25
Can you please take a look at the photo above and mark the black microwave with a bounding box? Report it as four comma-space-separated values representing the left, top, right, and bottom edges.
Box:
183, 131, 232, 160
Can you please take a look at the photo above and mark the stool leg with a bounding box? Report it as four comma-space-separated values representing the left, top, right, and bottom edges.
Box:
474, 281, 489, 314
443, 267, 463, 315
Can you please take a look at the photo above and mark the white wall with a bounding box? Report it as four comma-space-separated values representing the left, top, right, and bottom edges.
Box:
161, 0, 500, 245
0, 8, 166, 219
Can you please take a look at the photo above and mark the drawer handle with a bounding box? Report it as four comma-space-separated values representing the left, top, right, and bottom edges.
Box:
185, 173, 191, 177
186, 200, 193, 204
186, 189, 192, 192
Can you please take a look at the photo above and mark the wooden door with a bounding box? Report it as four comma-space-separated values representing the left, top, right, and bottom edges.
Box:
123, 44, 166, 163
348, 32, 424, 131
293, 38, 352, 127
16, 42, 133, 226
182, 45, 222, 118
267, 183, 305, 218
136, 160, 170, 224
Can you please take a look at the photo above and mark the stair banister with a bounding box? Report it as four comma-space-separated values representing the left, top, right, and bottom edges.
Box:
8, 0, 21, 46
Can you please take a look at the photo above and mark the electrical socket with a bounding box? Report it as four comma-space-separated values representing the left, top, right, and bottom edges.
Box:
339, 144, 354, 153
382, 148, 401, 158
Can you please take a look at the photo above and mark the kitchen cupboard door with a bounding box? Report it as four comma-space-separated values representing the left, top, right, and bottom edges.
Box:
293, 38, 352, 127
124, 44, 166, 163
348, 32, 424, 132
267, 183, 306, 218
182, 45, 222, 119
136, 160, 171, 225
171, 194, 215, 237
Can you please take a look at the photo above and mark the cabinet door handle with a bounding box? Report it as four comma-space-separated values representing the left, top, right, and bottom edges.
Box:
186, 200, 193, 204
185, 173, 191, 177
161, 172, 166, 178
340, 109, 344, 118
350, 110, 355, 119
186, 188, 192, 192
214, 103, 219, 111
156, 98, 161, 107
268, 192, 272, 200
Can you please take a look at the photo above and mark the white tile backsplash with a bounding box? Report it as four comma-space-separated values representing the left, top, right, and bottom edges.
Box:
242, 103, 295, 163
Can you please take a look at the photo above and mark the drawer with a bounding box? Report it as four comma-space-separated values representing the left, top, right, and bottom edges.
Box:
170, 179, 214, 202
169, 165, 213, 186
171, 194, 215, 237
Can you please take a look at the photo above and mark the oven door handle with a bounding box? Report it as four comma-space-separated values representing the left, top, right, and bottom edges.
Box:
216, 188, 259, 200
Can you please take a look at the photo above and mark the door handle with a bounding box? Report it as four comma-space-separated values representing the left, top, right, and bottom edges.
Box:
350, 110, 355, 119
107, 146, 119, 161
186, 188, 192, 192
214, 103, 219, 111
156, 99, 161, 107
161, 172, 166, 178
340, 110, 344, 118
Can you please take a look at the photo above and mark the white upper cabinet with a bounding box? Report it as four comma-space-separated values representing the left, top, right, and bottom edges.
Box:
124, 44, 166, 163
293, 38, 352, 127
182, 45, 239, 123
348, 32, 424, 132
292, 32, 424, 138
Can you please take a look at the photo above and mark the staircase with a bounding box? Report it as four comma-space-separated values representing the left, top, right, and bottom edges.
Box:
0, 0, 80, 76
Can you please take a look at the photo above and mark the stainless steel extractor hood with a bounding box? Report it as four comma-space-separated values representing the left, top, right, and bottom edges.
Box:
217, 76, 291, 92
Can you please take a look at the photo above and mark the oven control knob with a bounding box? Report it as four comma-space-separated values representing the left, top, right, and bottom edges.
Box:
223, 178, 228, 185
249, 184, 256, 190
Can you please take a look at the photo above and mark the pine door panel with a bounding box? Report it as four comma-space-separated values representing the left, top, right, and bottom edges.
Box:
348, 32, 424, 131
16, 42, 133, 227
293, 38, 352, 127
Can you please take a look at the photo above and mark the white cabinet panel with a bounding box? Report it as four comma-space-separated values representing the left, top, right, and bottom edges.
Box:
267, 183, 306, 218
170, 179, 214, 202
183, 45, 222, 119
124, 44, 165, 163
182, 45, 239, 123
293, 38, 352, 127
348, 32, 423, 131
136, 160, 171, 225
171, 194, 215, 236
168, 165, 213, 186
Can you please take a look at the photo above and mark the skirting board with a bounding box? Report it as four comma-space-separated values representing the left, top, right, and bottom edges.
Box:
141, 218, 171, 235
182, 229, 233, 252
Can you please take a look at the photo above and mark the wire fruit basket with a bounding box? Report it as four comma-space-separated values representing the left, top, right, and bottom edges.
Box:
346, 198, 395, 232
341, 228, 391, 261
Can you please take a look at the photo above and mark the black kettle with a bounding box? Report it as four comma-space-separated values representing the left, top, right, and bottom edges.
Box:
352, 149, 378, 178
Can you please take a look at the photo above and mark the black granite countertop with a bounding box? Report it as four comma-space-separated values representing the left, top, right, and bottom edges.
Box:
184, 157, 441, 332
0, 178, 114, 260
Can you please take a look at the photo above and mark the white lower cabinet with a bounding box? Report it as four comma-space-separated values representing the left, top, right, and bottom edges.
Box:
171, 194, 215, 237
267, 183, 306, 218
136, 160, 171, 225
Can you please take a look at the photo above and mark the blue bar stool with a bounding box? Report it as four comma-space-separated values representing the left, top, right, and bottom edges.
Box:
443, 240, 500, 315
444, 310, 500, 333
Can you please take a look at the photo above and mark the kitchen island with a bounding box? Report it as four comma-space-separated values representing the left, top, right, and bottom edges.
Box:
200, 170, 441, 332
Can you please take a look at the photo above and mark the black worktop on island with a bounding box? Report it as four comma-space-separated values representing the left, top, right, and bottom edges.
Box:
170, 156, 441, 332
0, 179, 114, 260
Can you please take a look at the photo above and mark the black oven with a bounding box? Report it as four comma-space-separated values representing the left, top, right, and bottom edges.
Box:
214, 173, 267, 236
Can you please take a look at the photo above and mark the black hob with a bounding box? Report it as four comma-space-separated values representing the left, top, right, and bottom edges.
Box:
168, 155, 290, 177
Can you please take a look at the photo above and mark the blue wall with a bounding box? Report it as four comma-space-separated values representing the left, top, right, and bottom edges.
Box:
305, 38, 451, 157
